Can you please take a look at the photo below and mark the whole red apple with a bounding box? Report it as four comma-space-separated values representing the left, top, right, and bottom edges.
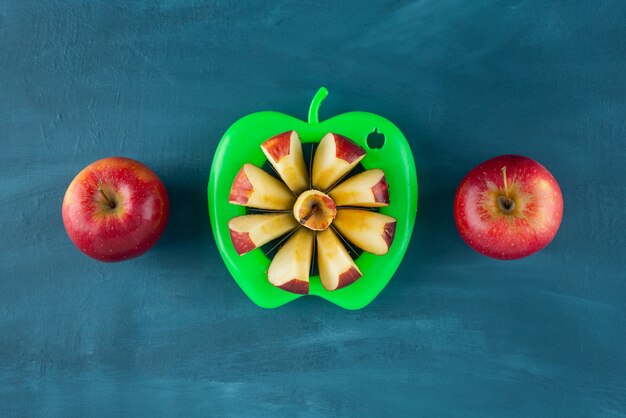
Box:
62, 157, 169, 262
454, 155, 563, 260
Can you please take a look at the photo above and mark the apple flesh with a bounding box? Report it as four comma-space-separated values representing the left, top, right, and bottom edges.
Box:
228, 213, 299, 256
454, 154, 563, 260
267, 228, 314, 294
229, 163, 296, 210
316, 228, 362, 291
333, 209, 396, 255
62, 157, 169, 262
329, 169, 389, 207
292, 189, 337, 231
261, 131, 309, 194
312, 133, 366, 191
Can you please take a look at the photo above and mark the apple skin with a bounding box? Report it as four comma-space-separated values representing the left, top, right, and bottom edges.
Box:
262, 131, 292, 162
454, 155, 563, 260
229, 166, 254, 205
62, 157, 169, 262
371, 177, 390, 205
334, 134, 366, 163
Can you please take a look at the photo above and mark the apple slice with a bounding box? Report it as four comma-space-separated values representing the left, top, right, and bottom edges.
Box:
228, 213, 299, 256
312, 133, 366, 191
261, 131, 309, 194
267, 228, 313, 294
333, 209, 396, 255
329, 169, 389, 207
316, 228, 362, 291
229, 164, 295, 210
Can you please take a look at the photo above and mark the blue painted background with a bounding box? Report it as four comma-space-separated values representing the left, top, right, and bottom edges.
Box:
1, 1, 625, 416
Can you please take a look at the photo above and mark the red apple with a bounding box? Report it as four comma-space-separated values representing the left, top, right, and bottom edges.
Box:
62, 157, 169, 262
454, 155, 563, 260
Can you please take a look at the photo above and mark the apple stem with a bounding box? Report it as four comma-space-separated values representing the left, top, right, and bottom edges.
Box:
308, 87, 329, 124
98, 182, 116, 209
501, 166, 510, 206
299, 205, 319, 225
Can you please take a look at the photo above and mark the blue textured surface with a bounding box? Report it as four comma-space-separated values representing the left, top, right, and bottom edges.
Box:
1, 1, 625, 416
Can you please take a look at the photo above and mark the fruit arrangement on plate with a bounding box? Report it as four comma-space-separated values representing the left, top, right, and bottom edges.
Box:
208, 87, 418, 309
62, 157, 169, 262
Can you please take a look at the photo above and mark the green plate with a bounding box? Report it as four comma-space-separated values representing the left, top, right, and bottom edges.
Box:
208, 88, 417, 309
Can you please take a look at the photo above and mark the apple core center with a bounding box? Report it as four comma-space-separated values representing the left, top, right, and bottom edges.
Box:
293, 189, 337, 231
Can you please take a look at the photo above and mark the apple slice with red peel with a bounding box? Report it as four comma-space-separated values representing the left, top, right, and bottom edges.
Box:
316, 228, 362, 291
261, 131, 309, 194
228, 213, 299, 256
333, 209, 396, 255
229, 164, 295, 210
267, 228, 313, 294
312, 133, 366, 191
329, 169, 389, 207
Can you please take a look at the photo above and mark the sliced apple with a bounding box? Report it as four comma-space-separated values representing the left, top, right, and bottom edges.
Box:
293, 189, 337, 231
312, 133, 366, 191
333, 209, 396, 255
329, 169, 389, 207
261, 131, 309, 194
316, 228, 362, 291
229, 164, 295, 210
228, 213, 299, 256
267, 228, 313, 294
